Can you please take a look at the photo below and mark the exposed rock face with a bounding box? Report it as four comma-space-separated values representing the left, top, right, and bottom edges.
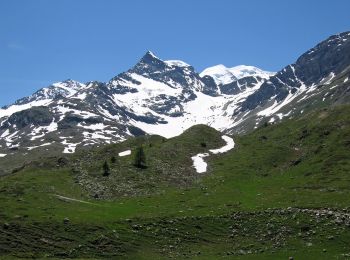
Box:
241, 31, 350, 112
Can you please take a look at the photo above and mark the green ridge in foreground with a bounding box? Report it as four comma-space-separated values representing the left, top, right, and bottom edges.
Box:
1, 106, 350, 259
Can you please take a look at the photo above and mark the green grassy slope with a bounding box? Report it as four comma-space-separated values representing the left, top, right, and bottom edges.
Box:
70, 124, 225, 199
0, 106, 350, 259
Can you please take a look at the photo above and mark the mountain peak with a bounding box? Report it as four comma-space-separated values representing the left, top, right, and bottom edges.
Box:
131, 51, 166, 74
200, 64, 237, 85
200, 64, 275, 85
145, 50, 158, 58
52, 79, 85, 89
140, 50, 161, 62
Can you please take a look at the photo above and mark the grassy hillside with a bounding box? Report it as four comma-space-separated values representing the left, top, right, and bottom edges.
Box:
0, 106, 350, 259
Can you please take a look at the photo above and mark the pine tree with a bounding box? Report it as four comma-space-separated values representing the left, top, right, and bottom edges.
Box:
134, 146, 146, 169
103, 160, 111, 176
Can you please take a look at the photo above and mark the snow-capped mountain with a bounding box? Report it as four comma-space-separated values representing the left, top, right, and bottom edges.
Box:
200, 64, 275, 85
0, 31, 349, 158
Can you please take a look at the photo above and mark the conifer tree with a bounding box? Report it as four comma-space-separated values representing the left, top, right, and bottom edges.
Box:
103, 160, 111, 176
134, 146, 146, 169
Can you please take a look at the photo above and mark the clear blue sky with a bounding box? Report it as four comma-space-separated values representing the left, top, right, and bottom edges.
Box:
1, 0, 349, 106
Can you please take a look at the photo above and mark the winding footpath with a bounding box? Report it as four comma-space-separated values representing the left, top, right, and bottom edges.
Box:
55, 195, 97, 205
191, 135, 235, 173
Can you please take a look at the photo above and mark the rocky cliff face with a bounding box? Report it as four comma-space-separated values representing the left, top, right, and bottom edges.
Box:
241, 31, 350, 112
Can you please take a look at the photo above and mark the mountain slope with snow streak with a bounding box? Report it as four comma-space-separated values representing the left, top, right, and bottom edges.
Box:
0, 32, 349, 157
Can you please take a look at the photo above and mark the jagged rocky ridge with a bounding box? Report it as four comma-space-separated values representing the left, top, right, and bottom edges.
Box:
0, 31, 350, 156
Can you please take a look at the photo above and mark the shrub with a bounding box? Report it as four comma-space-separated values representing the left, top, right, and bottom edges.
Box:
111, 156, 117, 163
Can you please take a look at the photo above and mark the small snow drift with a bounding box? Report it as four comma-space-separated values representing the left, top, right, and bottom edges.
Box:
0, 153, 7, 158
191, 135, 235, 173
118, 150, 131, 157
191, 153, 210, 174
209, 135, 235, 154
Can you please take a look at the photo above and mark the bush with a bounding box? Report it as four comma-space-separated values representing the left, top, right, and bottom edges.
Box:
111, 156, 117, 163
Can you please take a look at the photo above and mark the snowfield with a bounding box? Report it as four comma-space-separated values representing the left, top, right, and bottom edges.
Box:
192, 135, 235, 173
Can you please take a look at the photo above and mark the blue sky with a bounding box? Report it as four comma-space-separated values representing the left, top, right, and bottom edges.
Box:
1, 0, 349, 106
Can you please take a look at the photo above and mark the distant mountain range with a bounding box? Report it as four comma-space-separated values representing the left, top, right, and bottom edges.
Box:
0, 31, 349, 157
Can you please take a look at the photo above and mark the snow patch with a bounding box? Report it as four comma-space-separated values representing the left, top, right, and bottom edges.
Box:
61, 139, 78, 153
0, 99, 52, 119
27, 142, 53, 151
165, 60, 190, 67
209, 135, 235, 154
118, 150, 131, 157
323, 72, 336, 85
73, 93, 87, 100
30, 120, 58, 140
257, 84, 307, 117
191, 153, 209, 173
78, 123, 107, 130
0, 129, 10, 138
192, 135, 235, 173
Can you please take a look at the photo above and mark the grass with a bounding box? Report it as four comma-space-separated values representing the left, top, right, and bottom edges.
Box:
1, 105, 350, 258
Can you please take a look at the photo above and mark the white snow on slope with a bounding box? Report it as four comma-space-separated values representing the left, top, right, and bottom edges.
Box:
165, 60, 190, 67
55, 105, 99, 120
0, 80, 87, 120
51, 80, 86, 97
78, 123, 107, 130
0, 153, 7, 158
27, 142, 53, 151
192, 135, 235, 173
112, 73, 183, 116
132, 80, 265, 138
209, 135, 235, 154
0, 99, 52, 119
200, 65, 237, 85
61, 139, 78, 153
146, 51, 159, 59
191, 153, 209, 173
118, 150, 131, 157
200, 64, 275, 85
30, 120, 58, 140
3, 130, 20, 147
257, 84, 308, 117
73, 92, 87, 100
229, 65, 275, 80
0, 129, 10, 138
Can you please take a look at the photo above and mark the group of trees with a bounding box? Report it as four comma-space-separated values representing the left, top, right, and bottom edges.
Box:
102, 146, 147, 176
